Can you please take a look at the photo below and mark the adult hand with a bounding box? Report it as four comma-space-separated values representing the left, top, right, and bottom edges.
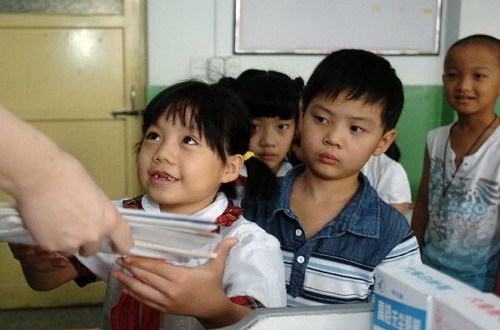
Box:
16, 154, 134, 256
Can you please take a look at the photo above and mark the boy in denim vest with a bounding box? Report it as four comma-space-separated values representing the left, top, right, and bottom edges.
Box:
243, 49, 421, 306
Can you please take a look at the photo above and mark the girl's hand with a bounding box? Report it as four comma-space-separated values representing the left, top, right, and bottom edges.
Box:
112, 238, 250, 327
9, 243, 78, 291
9, 243, 71, 272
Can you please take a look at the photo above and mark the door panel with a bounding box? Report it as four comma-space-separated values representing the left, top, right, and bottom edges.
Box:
0, 0, 145, 309
32, 120, 128, 198
0, 28, 125, 119
0, 0, 145, 203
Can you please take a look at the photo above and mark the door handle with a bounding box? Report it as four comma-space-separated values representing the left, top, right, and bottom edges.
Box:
111, 86, 142, 117
111, 110, 141, 117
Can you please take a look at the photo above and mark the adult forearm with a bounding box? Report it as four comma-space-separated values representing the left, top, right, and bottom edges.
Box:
0, 105, 133, 255
0, 105, 68, 198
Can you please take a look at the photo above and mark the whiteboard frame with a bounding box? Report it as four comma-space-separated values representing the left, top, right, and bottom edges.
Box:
234, 0, 443, 55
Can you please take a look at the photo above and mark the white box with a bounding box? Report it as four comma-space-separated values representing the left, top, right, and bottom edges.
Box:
372, 263, 478, 330
432, 292, 500, 330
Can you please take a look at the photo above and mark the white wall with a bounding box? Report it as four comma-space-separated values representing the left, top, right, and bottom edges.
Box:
147, 0, 499, 86
147, 0, 215, 85
459, 0, 500, 38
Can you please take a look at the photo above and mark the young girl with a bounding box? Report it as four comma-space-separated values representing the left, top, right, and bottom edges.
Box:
412, 35, 500, 295
10, 80, 286, 329
222, 69, 303, 177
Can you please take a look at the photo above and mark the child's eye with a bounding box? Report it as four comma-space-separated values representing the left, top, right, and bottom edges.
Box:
182, 136, 198, 145
314, 116, 328, 124
474, 73, 486, 80
444, 72, 457, 79
252, 124, 261, 131
145, 132, 160, 141
350, 126, 364, 133
278, 123, 290, 130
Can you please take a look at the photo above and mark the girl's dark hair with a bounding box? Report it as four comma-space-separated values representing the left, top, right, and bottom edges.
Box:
221, 69, 304, 121
140, 80, 278, 201
384, 142, 401, 162
303, 49, 404, 131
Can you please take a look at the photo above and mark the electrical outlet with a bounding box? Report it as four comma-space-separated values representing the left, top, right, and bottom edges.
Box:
224, 57, 240, 77
207, 57, 224, 82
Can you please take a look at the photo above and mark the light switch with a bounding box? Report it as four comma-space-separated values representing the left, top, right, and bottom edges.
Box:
190, 58, 208, 80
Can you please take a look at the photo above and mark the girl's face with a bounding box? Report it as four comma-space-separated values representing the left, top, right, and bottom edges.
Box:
138, 112, 242, 215
249, 116, 296, 173
443, 43, 500, 116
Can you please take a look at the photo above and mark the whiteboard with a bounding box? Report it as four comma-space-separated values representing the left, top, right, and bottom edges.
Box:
234, 0, 442, 55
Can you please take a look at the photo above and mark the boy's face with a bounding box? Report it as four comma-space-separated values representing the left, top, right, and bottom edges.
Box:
443, 43, 500, 116
299, 93, 395, 181
249, 116, 296, 173
137, 113, 242, 215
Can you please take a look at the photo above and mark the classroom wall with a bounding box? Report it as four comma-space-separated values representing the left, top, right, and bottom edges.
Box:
146, 0, 500, 198
148, 0, 454, 85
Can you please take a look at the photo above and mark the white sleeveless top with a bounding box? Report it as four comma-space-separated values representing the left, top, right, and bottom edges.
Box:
423, 123, 500, 291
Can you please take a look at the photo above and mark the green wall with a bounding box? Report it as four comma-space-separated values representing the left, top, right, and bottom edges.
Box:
146, 85, 167, 104
397, 86, 450, 199
145, 85, 500, 200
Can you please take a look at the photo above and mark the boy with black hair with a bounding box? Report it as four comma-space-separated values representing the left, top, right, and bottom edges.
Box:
243, 49, 421, 305
412, 34, 500, 295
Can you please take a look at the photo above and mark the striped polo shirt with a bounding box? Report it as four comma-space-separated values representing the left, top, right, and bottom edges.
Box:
243, 164, 421, 306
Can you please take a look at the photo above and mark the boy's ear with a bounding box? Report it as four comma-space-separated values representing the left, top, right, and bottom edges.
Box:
221, 154, 244, 183
372, 129, 397, 156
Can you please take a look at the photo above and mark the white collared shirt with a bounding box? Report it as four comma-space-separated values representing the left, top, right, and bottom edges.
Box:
78, 193, 286, 329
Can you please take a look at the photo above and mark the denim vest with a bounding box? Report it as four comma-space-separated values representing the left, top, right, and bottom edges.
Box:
242, 164, 416, 303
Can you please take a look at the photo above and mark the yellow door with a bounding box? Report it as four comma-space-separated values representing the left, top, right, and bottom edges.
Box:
0, 0, 146, 309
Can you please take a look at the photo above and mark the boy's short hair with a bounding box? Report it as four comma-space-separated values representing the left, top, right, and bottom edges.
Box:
446, 34, 500, 63
303, 49, 404, 131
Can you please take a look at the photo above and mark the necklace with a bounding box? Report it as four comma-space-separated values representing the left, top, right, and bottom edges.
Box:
439, 114, 498, 207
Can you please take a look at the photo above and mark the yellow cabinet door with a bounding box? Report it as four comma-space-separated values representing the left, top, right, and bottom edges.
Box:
0, 0, 146, 309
